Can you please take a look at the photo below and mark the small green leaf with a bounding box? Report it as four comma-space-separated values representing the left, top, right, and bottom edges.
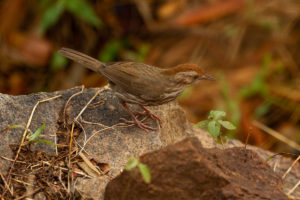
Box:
125, 158, 139, 171
65, 0, 101, 28
266, 156, 274, 162
50, 52, 68, 70
3, 124, 33, 134
34, 139, 59, 146
194, 120, 209, 129
138, 163, 151, 183
207, 121, 221, 138
218, 120, 236, 130
39, 0, 65, 34
208, 110, 226, 120
28, 124, 46, 142
8, 124, 26, 130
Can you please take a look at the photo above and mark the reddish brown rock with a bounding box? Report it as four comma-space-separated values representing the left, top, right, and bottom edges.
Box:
104, 137, 288, 200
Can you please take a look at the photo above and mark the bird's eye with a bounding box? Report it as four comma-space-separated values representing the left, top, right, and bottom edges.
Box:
194, 74, 199, 79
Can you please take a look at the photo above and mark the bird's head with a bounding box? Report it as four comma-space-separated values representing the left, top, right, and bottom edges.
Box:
161, 64, 215, 86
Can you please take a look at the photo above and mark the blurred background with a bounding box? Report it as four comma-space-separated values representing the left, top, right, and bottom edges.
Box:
0, 0, 299, 154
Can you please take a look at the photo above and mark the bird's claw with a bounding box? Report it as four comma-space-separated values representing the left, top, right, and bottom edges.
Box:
134, 111, 162, 128
120, 118, 156, 132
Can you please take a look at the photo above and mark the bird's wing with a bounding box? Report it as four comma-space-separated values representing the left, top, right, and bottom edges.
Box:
101, 62, 163, 99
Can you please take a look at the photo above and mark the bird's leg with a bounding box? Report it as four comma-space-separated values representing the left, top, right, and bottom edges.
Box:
120, 102, 156, 132
134, 105, 162, 128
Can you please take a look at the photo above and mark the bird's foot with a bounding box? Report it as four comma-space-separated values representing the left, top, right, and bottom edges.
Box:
134, 111, 162, 128
136, 106, 162, 128
120, 118, 157, 132
120, 102, 158, 132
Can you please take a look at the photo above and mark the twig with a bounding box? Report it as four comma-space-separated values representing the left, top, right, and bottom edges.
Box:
253, 120, 300, 151
75, 119, 87, 153
287, 180, 300, 196
244, 126, 252, 149
78, 117, 148, 154
74, 88, 104, 122
0, 156, 26, 164
282, 155, 300, 179
14, 188, 40, 200
63, 86, 85, 128
67, 122, 75, 194
41, 161, 92, 178
79, 122, 122, 154
11, 178, 34, 186
0, 171, 13, 196
77, 109, 149, 153
58, 169, 68, 192
78, 152, 101, 176
273, 159, 279, 172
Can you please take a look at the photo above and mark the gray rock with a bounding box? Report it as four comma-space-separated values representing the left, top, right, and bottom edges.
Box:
0, 88, 299, 199
0, 87, 209, 199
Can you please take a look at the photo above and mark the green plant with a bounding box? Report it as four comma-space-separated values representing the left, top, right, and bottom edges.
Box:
39, 0, 102, 34
3, 124, 58, 146
125, 158, 151, 183
195, 110, 236, 138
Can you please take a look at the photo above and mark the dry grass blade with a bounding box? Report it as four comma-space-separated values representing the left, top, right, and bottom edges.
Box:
287, 180, 300, 196
74, 88, 104, 122
244, 127, 252, 149
0, 156, 26, 164
0, 171, 13, 196
67, 122, 75, 194
14, 188, 40, 200
11, 178, 34, 186
282, 155, 300, 180
63, 85, 85, 128
78, 152, 101, 176
253, 120, 300, 151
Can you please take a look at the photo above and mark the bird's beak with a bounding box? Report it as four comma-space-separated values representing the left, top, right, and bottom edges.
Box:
202, 74, 216, 81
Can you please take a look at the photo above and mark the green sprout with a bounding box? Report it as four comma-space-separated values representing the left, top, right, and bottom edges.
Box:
125, 158, 151, 184
3, 124, 58, 146
195, 110, 236, 138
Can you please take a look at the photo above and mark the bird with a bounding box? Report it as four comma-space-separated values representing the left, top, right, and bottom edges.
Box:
58, 47, 215, 132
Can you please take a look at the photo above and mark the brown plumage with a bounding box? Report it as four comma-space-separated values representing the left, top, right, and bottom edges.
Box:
58, 47, 215, 131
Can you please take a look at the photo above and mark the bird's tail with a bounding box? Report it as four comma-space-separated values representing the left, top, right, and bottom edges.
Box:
58, 47, 104, 72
